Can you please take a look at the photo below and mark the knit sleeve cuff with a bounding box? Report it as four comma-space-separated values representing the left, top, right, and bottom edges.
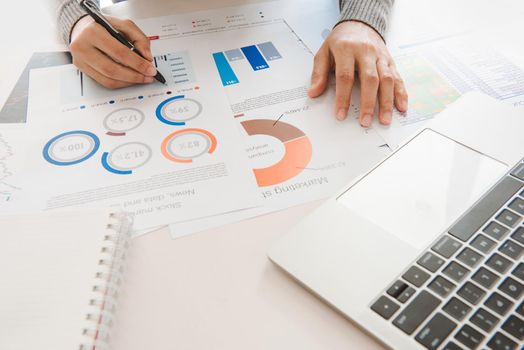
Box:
338, 0, 393, 41
57, 0, 89, 44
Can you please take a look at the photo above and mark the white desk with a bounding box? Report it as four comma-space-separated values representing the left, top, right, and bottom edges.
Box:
2, 1, 524, 349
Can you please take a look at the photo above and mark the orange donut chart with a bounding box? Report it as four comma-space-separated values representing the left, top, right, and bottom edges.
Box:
161, 128, 217, 163
241, 119, 313, 187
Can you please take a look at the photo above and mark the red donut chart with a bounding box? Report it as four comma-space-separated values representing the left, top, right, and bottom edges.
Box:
241, 119, 312, 187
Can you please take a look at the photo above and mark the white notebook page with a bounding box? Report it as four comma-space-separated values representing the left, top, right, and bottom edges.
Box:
0, 209, 120, 349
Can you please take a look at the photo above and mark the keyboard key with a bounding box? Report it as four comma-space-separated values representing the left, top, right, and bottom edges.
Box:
470, 308, 499, 332
498, 277, 523, 300
498, 239, 524, 260
517, 301, 524, 317
471, 267, 500, 289
397, 286, 416, 303
442, 342, 464, 350
387, 280, 408, 299
511, 226, 524, 245
496, 209, 522, 228
418, 251, 445, 273
508, 197, 524, 215
402, 265, 430, 287
454, 324, 484, 349
457, 282, 486, 305
486, 253, 512, 274
370, 295, 400, 320
428, 276, 456, 298
456, 248, 483, 268
393, 290, 441, 335
415, 313, 457, 350
511, 162, 524, 181
449, 176, 523, 241
432, 235, 462, 258
483, 221, 510, 241
443, 261, 470, 283
484, 292, 513, 316
443, 297, 472, 321
470, 234, 496, 254
487, 332, 517, 350
501, 315, 524, 340
512, 262, 524, 281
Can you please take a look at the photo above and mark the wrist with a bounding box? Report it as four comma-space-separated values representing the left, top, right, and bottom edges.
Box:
334, 20, 386, 43
71, 15, 94, 43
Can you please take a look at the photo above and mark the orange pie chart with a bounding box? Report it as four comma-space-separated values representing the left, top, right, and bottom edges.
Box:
241, 119, 312, 187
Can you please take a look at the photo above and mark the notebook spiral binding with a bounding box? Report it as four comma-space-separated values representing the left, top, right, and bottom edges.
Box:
79, 212, 133, 350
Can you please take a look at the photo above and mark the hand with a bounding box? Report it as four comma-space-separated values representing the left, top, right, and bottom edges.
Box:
70, 15, 157, 89
308, 21, 408, 127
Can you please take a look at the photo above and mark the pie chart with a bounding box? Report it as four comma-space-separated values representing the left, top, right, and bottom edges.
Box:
241, 119, 312, 187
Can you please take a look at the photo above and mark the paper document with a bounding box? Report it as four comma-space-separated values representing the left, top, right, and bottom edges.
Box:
17, 3, 389, 236
22, 61, 259, 232
0, 125, 26, 206
376, 31, 524, 148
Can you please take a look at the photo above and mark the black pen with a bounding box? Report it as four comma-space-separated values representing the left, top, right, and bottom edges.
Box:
79, 0, 167, 84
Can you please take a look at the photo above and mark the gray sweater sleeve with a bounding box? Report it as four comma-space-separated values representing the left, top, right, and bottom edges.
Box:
53, 0, 99, 44
339, 0, 394, 40
54, 0, 392, 45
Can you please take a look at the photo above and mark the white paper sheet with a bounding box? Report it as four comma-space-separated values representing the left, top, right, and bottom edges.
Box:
21, 61, 260, 232
0, 125, 26, 207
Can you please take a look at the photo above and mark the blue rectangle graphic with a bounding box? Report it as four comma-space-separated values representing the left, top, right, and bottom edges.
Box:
241, 45, 269, 71
212, 52, 239, 86
257, 42, 282, 61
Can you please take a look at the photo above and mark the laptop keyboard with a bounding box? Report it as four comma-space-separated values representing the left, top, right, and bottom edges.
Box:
370, 160, 524, 350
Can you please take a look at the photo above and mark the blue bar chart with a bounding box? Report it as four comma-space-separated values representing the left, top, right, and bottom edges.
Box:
212, 41, 283, 87
241, 45, 269, 71
212, 52, 240, 86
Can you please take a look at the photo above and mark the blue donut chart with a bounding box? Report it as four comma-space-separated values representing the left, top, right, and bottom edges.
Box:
43, 130, 100, 166
155, 95, 186, 126
101, 152, 132, 175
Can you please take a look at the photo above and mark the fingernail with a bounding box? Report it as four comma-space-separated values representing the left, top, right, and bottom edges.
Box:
361, 114, 372, 127
146, 66, 157, 76
336, 108, 347, 121
144, 76, 154, 83
382, 111, 392, 125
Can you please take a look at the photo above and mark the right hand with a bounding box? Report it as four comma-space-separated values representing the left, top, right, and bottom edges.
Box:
70, 15, 158, 89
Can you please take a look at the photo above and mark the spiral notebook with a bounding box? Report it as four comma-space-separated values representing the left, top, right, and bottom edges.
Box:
0, 209, 133, 350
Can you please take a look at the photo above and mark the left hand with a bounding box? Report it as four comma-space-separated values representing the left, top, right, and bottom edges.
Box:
308, 21, 408, 127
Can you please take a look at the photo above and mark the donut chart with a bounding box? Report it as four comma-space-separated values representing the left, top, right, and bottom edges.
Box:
241, 119, 312, 187
155, 95, 203, 126
161, 128, 217, 163
102, 142, 152, 175
43, 130, 100, 166
104, 108, 145, 136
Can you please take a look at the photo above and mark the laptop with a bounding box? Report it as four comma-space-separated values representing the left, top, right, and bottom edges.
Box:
268, 93, 524, 350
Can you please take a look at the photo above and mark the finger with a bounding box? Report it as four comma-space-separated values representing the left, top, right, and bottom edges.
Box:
76, 61, 133, 89
333, 55, 355, 121
111, 17, 153, 61
358, 59, 379, 127
376, 60, 394, 125
392, 68, 409, 112
308, 44, 331, 98
88, 48, 154, 84
90, 24, 157, 77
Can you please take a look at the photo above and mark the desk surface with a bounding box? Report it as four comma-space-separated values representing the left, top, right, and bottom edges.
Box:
1, 1, 523, 349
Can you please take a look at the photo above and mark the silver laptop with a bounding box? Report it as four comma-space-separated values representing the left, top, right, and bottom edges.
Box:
268, 94, 524, 350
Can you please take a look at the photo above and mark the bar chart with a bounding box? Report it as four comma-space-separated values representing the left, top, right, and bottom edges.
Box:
213, 41, 283, 86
